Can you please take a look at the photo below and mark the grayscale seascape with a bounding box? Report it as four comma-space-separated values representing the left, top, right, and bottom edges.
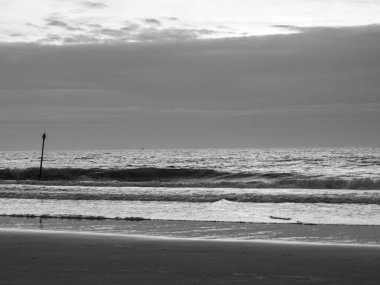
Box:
1, 1, 380, 284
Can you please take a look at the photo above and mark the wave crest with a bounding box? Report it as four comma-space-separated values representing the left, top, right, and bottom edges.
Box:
0, 167, 379, 190
0, 167, 224, 181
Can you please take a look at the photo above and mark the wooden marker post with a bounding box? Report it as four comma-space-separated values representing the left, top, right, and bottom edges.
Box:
39, 133, 46, 181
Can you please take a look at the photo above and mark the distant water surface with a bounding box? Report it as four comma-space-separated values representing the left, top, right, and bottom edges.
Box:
1, 148, 379, 189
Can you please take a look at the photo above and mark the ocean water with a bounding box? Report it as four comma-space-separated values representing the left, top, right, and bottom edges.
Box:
1, 147, 379, 188
0, 147, 380, 242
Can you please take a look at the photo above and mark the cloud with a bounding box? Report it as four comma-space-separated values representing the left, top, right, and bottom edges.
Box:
61, 34, 101, 44
135, 27, 216, 42
1, 26, 379, 148
143, 18, 161, 26
39, 22, 219, 44
22, 15, 226, 44
45, 18, 83, 32
166, 17, 179, 21
82, 1, 107, 9
46, 19, 69, 28
272, 25, 302, 33
2, 0, 380, 45
120, 22, 140, 32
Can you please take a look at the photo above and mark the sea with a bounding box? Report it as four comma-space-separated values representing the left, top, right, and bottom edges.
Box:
1, 147, 379, 244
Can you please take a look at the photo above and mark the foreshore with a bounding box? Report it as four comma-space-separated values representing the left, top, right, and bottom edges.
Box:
1, 228, 380, 284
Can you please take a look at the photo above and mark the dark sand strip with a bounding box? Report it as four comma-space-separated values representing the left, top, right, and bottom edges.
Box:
1, 229, 380, 285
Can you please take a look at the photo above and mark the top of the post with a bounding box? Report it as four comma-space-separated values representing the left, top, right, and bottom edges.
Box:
42, 133, 46, 140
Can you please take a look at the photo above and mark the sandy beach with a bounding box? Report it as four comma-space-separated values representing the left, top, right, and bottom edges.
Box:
1, 229, 380, 284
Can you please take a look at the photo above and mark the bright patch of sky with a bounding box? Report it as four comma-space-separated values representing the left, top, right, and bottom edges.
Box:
1, 0, 380, 44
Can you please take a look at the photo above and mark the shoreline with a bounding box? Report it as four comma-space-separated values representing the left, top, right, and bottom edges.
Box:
2, 216, 380, 245
1, 228, 380, 284
1, 227, 380, 248
2, 212, 380, 226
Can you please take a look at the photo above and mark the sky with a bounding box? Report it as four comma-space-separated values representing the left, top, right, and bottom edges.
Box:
0, 0, 380, 150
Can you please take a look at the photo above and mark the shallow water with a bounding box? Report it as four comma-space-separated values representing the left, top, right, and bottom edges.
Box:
1, 217, 380, 245
1, 197, 380, 225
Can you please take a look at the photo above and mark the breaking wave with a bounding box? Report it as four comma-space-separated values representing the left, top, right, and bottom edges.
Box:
0, 167, 379, 190
1, 186, 379, 204
0, 167, 226, 181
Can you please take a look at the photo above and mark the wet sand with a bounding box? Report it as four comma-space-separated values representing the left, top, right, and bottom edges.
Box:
2, 216, 380, 244
1, 229, 380, 284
